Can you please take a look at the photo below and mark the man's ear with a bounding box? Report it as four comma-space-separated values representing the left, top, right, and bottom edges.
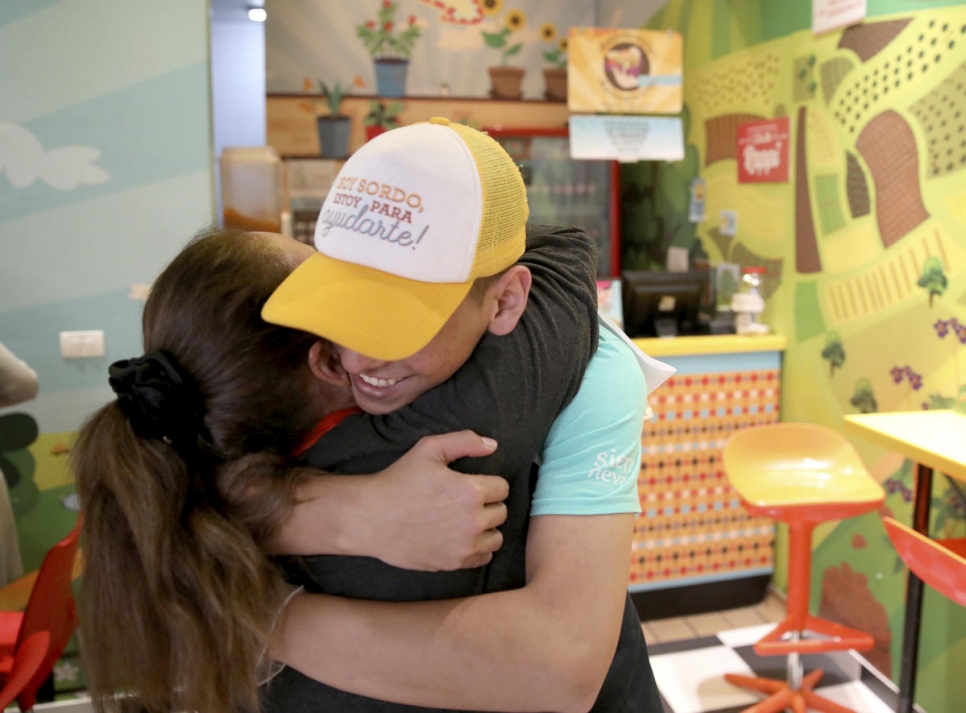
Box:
486, 265, 532, 337
308, 341, 350, 386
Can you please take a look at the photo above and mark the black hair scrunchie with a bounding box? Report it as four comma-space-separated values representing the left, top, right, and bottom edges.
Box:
108, 351, 206, 447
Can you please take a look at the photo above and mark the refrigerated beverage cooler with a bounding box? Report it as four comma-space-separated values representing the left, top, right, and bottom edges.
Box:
488, 128, 620, 278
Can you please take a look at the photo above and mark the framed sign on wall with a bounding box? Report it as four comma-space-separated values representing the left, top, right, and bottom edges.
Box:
736, 116, 790, 184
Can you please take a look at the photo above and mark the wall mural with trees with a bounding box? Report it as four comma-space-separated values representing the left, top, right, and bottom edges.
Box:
635, 2, 966, 710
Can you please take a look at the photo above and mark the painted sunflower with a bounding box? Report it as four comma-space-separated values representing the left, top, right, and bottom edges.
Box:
481, 0, 503, 17
540, 23, 556, 42
505, 9, 526, 32
559, 37, 568, 52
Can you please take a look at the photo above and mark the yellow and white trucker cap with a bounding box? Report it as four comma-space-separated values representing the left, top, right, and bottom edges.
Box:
262, 117, 529, 361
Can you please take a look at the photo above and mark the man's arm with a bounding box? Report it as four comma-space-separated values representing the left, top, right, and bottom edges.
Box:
266, 431, 511, 571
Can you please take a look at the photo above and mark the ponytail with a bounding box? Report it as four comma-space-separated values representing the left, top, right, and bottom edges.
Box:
74, 405, 302, 713
73, 227, 329, 712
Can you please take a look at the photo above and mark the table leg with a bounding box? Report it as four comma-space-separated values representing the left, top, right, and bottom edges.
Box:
896, 462, 933, 713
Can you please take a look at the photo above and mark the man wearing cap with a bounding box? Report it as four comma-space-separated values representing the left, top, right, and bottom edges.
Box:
261, 119, 664, 712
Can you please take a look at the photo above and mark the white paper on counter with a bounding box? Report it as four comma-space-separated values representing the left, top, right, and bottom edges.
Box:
598, 310, 676, 396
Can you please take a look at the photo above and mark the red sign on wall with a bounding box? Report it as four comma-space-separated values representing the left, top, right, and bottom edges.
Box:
737, 117, 790, 183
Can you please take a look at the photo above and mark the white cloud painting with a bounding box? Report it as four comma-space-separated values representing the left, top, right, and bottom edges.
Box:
0, 123, 111, 191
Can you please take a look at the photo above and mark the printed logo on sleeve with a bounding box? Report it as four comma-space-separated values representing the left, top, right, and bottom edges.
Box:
587, 449, 636, 488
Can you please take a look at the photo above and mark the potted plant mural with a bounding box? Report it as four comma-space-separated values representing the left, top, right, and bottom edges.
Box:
356, 1, 421, 97
316, 79, 352, 159
363, 99, 404, 141
540, 22, 568, 102
481, 2, 526, 100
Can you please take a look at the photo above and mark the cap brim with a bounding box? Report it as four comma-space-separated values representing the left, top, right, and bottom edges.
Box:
262, 252, 472, 361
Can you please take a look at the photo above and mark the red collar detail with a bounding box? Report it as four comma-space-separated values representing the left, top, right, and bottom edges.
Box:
292, 406, 363, 458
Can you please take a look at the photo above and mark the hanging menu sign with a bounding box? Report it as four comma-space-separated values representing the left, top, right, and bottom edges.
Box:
567, 28, 683, 114
569, 115, 684, 163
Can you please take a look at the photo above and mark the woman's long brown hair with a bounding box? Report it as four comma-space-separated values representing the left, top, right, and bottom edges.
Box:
72, 228, 326, 713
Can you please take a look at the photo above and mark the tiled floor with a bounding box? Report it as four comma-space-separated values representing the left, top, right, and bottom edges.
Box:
642, 589, 900, 713
20, 590, 904, 713
641, 588, 789, 645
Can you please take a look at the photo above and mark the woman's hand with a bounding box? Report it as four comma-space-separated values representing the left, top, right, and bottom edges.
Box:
268, 431, 509, 571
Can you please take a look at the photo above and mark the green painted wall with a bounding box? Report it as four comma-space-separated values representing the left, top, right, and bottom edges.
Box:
628, 2, 966, 711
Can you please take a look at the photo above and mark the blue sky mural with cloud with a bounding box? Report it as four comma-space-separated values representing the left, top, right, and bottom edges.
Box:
0, 0, 214, 434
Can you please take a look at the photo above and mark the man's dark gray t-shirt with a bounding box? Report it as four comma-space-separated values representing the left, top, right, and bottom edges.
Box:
263, 225, 661, 712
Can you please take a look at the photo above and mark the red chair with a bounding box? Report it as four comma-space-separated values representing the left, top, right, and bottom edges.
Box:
722, 424, 885, 713
0, 632, 50, 711
882, 517, 966, 607
0, 518, 81, 710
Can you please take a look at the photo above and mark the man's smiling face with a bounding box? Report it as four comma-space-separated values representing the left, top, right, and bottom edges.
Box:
336, 294, 492, 415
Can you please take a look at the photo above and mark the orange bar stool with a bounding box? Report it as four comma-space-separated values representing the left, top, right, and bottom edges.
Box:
882, 517, 966, 607
722, 423, 885, 713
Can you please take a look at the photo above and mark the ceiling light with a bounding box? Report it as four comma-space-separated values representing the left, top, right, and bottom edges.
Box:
248, 7, 267, 22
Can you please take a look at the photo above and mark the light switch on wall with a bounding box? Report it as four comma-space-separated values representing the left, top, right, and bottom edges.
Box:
60, 330, 105, 359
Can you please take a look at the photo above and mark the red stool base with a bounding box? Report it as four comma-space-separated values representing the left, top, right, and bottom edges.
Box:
725, 669, 859, 713
755, 615, 875, 657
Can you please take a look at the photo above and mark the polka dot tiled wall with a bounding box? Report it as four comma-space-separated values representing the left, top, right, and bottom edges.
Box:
630, 369, 781, 589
